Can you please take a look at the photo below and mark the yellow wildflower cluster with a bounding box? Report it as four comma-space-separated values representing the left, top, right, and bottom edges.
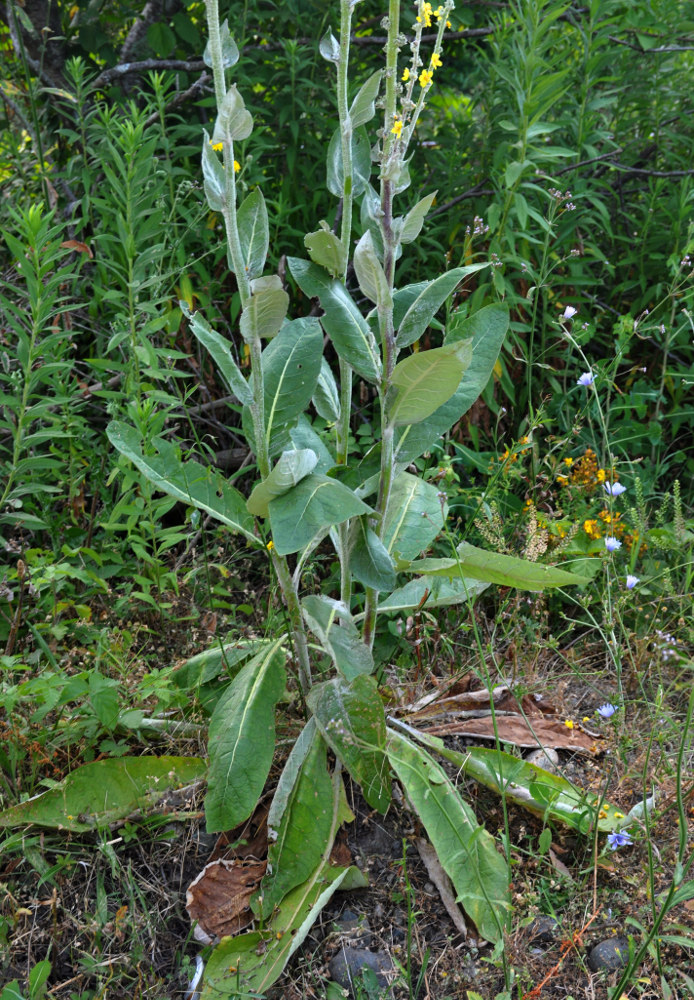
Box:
556, 448, 610, 494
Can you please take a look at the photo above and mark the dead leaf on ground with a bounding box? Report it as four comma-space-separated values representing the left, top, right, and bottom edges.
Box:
186, 858, 267, 944
415, 837, 467, 938
422, 715, 599, 752
209, 799, 270, 862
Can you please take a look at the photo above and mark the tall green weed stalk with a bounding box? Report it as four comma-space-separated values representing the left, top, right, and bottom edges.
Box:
106, 2, 594, 992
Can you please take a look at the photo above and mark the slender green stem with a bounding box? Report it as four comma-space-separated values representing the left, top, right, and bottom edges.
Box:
204, 0, 311, 691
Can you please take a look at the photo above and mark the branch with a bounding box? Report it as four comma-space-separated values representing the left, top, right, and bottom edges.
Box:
93, 58, 205, 89
610, 163, 694, 178
430, 183, 495, 216
608, 34, 694, 53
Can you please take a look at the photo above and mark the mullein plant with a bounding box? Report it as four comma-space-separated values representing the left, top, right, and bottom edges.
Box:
106, 1, 593, 992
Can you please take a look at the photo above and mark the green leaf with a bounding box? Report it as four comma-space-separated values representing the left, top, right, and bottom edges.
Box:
378, 574, 488, 612
383, 472, 446, 560
388, 342, 472, 427
354, 230, 391, 307
326, 126, 372, 199
290, 416, 336, 473
269, 474, 371, 555
0, 757, 206, 832
106, 422, 258, 544
181, 302, 252, 404
237, 187, 268, 280
147, 21, 176, 57
387, 730, 511, 943
201, 130, 226, 211
213, 84, 253, 142
302, 594, 373, 680
304, 227, 346, 278
261, 317, 323, 455
395, 303, 509, 463
173, 639, 271, 690
312, 358, 341, 423
350, 71, 382, 128
205, 639, 287, 832
409, 542, 591, 591
239, 285, 289, 342
288, 258, 381, 383
397, 266, 487, 349
307, 675, 390, 813
348, 518, 396, 592
400, 191, 437, 244
258, 723, 334, 915
319, 28, 340, 62
395, 729, 621, 834
247, 449, 318, 518
201, 862, 366, 998
203, 18, 239, 68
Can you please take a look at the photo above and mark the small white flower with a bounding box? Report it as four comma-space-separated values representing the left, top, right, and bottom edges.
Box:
562, 305, 578, 320
605, 536, 621, 552
625, 574, 640, 589
576, 371, 594, 387
604, 481, 627, 497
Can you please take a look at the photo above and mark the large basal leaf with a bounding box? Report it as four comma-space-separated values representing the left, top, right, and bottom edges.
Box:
382, 472, 447, 561
258, 722, 334, 916
398, 730, 621, 834
396, 266, 486, 349
377, 574, 489, 613
106, 422, 258, 544
201, 764, 365, 998
247, 449, 318, 518
395, 303, 509, 464
200, 863, 367, 998
181, 302, 252, 404
409, 541, 591, 591
386, 730, 511, 944
326, 125, 372, 199
239, 285, 289, 342
0, 757, 207, 832
388, 342, 472, 427
173, 639, 271, 690
348, 517, 396, 592
237, 187, 268, 280
269, 474, 371, 555
261, 316, 323, 455
307, 674, 391, 813
287, 258, 381, 383
205, 639, 287, 832
301, 594, 373, 680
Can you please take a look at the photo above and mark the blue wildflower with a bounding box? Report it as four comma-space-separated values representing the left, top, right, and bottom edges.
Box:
607, 830, 633, 850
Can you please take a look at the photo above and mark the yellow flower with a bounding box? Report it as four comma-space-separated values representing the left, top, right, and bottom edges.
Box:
402, 66, 410, 82
614, 812, 625, 819
210, 140, 223, 152
584, 519, 600, 539
391, 118, 403, 137
563, 456, 574, 466
431, 52, 442, 69
597, 468, 606, 482
419, 69, 434, 88
556, 475, 568, 487
565, 719, 574, 729
266, 540, 274, 551
234, 159, 241, 172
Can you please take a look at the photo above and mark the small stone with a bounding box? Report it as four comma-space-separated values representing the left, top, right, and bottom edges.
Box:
335, 911, 373, 946
527, 915, 559, 945
587, 936, 630, 972
526, 747, 559, 771
328, 947, 394, 996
